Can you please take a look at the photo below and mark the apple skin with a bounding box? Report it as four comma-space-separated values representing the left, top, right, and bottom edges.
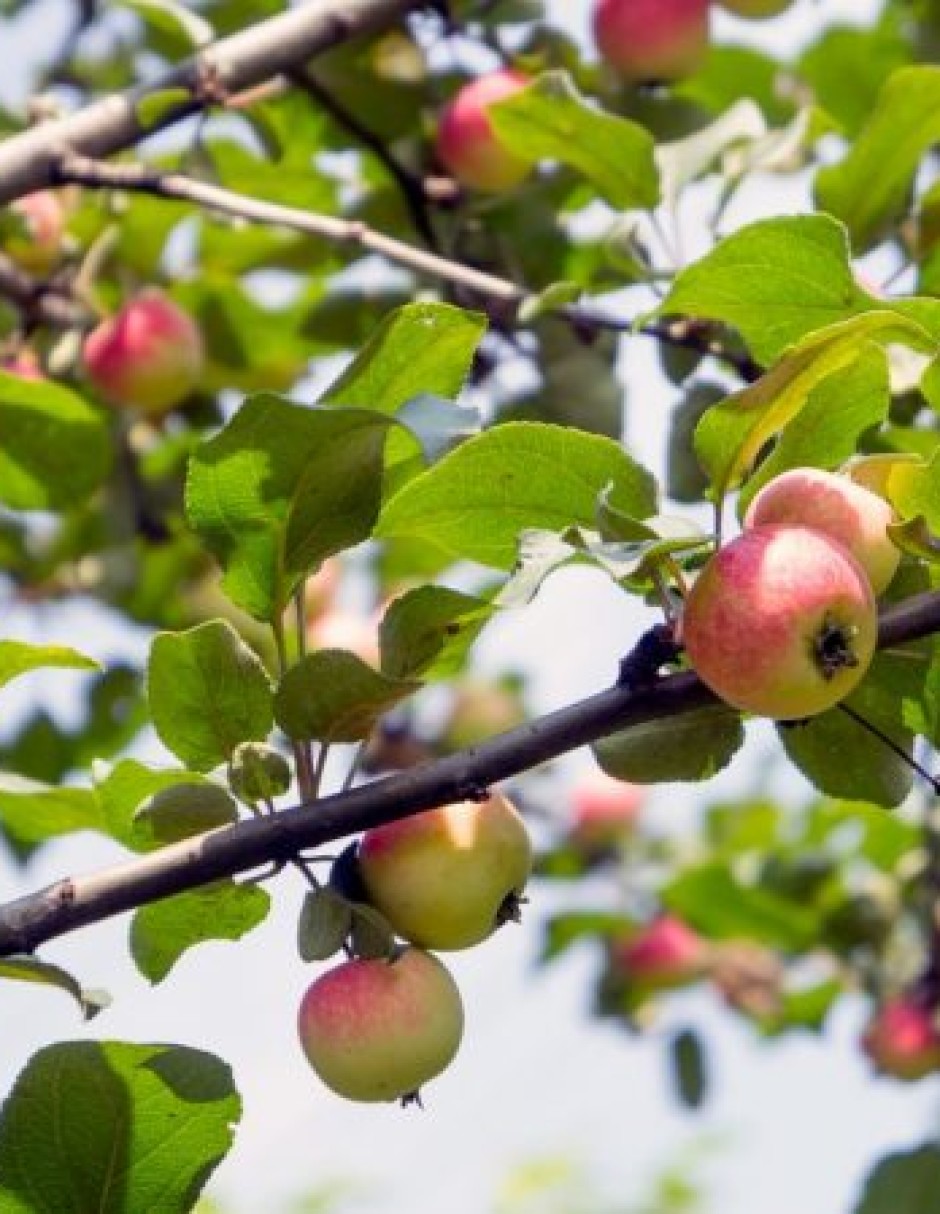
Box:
7, 191, 65, 273
744, 467, 900, 596
593, 0, 710, 84
717, 0, 793, 17
681, 525, 877, 720
569, 771, 643, 847
435, 70, 533, 193
862, 999, 940, 1081
611, 914, 706, 988
297, 948, 464, 1102
83, 289, 204, 414
358, 792, 533, 951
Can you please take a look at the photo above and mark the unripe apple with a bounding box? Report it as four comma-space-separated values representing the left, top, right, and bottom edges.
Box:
297, 947, 464, 1102
611, 914, 706, 989
83, 289, 204, 414
568, 771, 643, 847
681, 525, 877, 720
717, 0, 793, 18
593, 0, 710, 84
435, 70, 534, 193
6, 190, 65, 273
862, 998, 940, 1081
358, 792, 532, 951
744, 467, 900, 595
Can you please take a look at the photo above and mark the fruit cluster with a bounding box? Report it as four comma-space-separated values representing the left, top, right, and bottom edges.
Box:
297, 792, 533, 1103
435, 0, 796, 193
682, 466, 899, 721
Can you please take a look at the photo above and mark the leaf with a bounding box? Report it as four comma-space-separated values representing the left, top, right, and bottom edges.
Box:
376, 422, 657, 569
670, 1028, 708, 1111
539, 910, 633, 963
130, 882, 270, 983
147, 620, 274, 772
737, 346, 891, 514
0, 641, 98, 691
656, 99, 766, 213
186, 396, 395, 620
0, 373, 111, 511
496, 528, 584, 608
274, 650, 419, 743
694, 311, 935, 507
297, 887, 352, 963
133, 782, 239, 844
594, 705, 744, 784
854, 1145, 940, 1214
94, 759, 221, 850
664, 864, 818, 951
490, 70, 660, 210
116, 0, 214, 49
0, 776, 102, 845
322, 302, 486, 412
379, 587, 493, 680
656, 215, 871, 366
0, 1042, 240, 1214
0, 957, 109, 1020
816, 65, 940, 249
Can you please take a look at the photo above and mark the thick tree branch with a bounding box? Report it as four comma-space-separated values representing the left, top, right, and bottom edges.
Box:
1, 590, 939, 958
52, 154, 760, 376
0, 0, 427, 205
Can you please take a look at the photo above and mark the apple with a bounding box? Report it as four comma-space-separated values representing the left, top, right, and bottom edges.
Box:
307, 608, 381, 667
297, 947, 464, 1102
593, 0, 710, 84
303, 559, 342, 627
862, 998, 940, 1081
717, 0, 793, 17
568, 771, 643, 847
441, 679, 525, 751
6, 190, 65, 273
83, 288, 205, 414
681, 525, 877, 720
744, 467, 900, 595
611, 914, 706, 988
435, 70, 534, 193
358, 792, 532, 951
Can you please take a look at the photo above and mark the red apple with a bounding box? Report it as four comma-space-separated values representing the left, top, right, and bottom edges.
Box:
307, 608, 381, 668
6, 190, 65, 273
744, 467, 900, 596
83, 289, 204, 414
593, 0, 710, 83
717, 0, 793, 17
611, 914, 706, 988
862, 998, 940, 1081
569, 771, 643, 847
681, 525, 877, 720
298, 947, 464, 1102
358, 792, 532, 950
435, 70, 534, 193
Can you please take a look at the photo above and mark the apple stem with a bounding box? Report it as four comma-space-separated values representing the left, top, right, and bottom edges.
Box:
838, 703, 940, 795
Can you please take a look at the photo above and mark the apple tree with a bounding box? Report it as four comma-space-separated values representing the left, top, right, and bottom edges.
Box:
2, 0, 940, 1209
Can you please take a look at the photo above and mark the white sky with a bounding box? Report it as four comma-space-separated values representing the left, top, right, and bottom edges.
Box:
3, 2, 938, 1213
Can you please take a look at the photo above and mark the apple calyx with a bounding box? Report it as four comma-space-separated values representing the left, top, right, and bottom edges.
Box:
812, 616, 862, 681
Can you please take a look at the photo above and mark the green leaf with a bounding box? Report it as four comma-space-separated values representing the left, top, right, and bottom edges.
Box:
657, 215, 871, 366
594, 705, 744, 784
664, 864, 818, 951
0, 957, 109, 1020
94, 759, 221, 850
0, 373, 111, 511
297, 887, 352, 963
0, 1042, 240, 1213
130, 882, 270, 983
540, 910, 633, 963
275, 650, 419, 743
116, 0, 214, 49
738, 345, 891, 514
816, 66, 940, 250
133, 782, 239, 844
670, 1028, 708, 1111
376, 422, 657, 569
855, 1145, 940, 1214
694, 311, 935, 506
147, 620, 274, 772
187, 396, 396, 620
379, 587, 493, 680
490, 70, 660, 210
322, 303, 486, 412
0, 641, 98, 691
0, 776, 102, 845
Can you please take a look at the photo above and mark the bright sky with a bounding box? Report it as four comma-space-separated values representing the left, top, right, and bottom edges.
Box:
3, 2, 937, 1213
